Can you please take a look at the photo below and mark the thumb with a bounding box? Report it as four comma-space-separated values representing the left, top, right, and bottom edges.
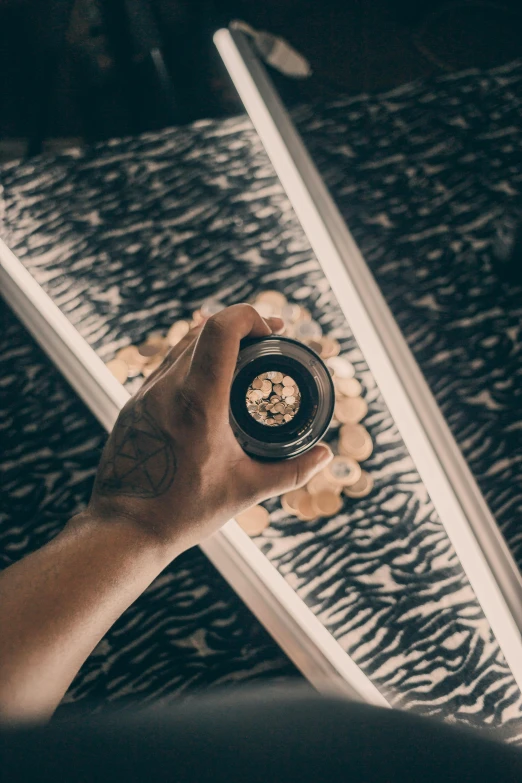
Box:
257, 443, 334, 499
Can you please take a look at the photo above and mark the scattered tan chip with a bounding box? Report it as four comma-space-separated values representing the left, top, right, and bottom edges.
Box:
235, 505, 270, 536
343, 471, 374, 499
106, 359, 129, 384
311, 490, 343, 517
324, 455, 362, 487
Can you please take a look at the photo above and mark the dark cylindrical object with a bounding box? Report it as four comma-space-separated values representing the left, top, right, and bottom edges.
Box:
230, 336, 335, 460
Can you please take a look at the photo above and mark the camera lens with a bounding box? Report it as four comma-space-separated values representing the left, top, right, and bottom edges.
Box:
230, 336, 335, 460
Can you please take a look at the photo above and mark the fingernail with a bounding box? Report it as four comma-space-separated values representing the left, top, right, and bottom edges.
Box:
314, 444, 333, 465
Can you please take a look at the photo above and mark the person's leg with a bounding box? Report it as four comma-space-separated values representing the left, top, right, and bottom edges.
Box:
2, 687, 522, 782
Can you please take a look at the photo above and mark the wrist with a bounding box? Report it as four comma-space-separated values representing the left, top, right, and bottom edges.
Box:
64, 509, 180, 568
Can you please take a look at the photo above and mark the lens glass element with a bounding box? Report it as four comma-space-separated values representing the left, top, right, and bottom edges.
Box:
230, 336, 335, 460
245, 371, 302, 426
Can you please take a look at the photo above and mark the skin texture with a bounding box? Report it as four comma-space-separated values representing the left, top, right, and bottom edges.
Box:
0, 304, 333, 722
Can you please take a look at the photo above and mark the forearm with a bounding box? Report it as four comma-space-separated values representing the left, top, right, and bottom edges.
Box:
0, 305, 329, 724
0, 512, 174, 723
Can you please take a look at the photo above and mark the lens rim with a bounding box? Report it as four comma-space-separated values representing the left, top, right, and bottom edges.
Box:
230, 336, 335, 460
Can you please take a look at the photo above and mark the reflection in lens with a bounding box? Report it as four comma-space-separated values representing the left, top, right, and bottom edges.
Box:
246, 370, 301, 426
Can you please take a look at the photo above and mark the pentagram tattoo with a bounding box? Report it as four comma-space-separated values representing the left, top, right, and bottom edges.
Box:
95, 398, 177, 498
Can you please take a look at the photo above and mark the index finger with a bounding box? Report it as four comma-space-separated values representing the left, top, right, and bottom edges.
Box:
186, 304, 274, 403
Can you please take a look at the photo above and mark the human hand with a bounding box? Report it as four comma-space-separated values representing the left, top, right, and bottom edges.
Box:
86, 304, 333, 556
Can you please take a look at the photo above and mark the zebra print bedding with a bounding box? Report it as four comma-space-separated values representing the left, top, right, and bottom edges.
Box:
294, 59, 522, 569
1, 60, 521, 735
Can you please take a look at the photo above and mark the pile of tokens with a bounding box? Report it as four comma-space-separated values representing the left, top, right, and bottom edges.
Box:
246, 371, 301, 426
105, 291, 375, 536
105, 303, 215, 385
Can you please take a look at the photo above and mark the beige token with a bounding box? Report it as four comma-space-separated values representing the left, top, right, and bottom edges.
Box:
235, 505, 270, 536
281, 303, 302, 323
200, 298, 225, 318
138, 341, 161, 358
261, 380, 272, 394
255, 290, 287, 310
319, 336, 341, 359
281, 488, 309, 515
106, 358, 129, 384
343, 471, 374, 499
294, 319, 322, 342
116, 344, 146, 367
167, 320, 190, 346
139, 336, 169, 358
335, 377, 362, 398
273, 383, 284, 395
283, 414, 293, 422
254, 300, 279, 319
252, 378, 263, 390
115, 345, 146, 377
248, 390, 263, 402
339, 424, 373, 461
142, 359, 164, 377
311, 490, 344, 517
284, 395, 296, 405
282, 376, 296, 387
335, 396, 368, 425
296, 492, 318, 521
324, 455, 362, 487
295, 306, 312, 322
147, 330, 165, 341
307, 470, 342, 497
281, 386, 295, 398
326, 356, 355, 379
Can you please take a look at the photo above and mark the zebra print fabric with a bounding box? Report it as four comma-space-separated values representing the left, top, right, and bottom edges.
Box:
1, 60, 521, 736
294, 59, 522, 568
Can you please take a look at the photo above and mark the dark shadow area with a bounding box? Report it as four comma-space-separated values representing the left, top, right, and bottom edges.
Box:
0, 0, 521, 158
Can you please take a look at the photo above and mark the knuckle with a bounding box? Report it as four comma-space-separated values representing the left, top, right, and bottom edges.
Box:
203, 314, 227, 341
207, 303, 258, 334
234, 302, 257, 316
234, 303, 259, 325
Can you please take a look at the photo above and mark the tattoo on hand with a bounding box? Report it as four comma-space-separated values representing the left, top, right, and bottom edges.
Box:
95, 398, 177, 499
